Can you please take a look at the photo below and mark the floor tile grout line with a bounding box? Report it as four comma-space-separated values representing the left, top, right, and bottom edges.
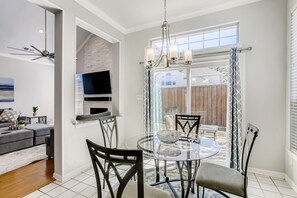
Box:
269, 175, 286, 198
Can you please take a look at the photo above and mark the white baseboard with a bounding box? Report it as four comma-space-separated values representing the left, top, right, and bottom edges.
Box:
53, 173, 62, 182
248, 167, 285, 179
53, 163, 92, 182
248, 167, 297, 193
285, 174, 297, 193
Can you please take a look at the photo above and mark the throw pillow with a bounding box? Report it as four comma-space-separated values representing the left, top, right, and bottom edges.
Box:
0, 109, 19, 123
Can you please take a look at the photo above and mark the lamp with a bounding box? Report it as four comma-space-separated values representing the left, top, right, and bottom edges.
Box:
145, 0, 192, 68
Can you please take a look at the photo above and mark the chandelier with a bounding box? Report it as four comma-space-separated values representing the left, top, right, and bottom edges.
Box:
145, 0, 192, 68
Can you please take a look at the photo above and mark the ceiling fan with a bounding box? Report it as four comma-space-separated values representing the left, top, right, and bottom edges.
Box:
8, 9, 54, 63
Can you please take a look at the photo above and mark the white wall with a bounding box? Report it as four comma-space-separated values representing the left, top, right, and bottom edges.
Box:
0, 55, 54, 122
286, 0, 297, 192
33, 0, 126, 182
125, 0, 287, 173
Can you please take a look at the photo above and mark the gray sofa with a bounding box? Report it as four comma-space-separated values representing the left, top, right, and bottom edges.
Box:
0, 128, 34, 155
45, 129, 54, 158
0, 124, 53, 155
26, 124, 53, 145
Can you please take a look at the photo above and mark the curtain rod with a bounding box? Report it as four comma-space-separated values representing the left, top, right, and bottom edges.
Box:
193, 46, 252, 58
139, 47, 252, 65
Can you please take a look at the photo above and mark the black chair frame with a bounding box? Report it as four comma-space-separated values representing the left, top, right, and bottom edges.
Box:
175, 114, 201, 137
99, 115, 119, 149
86, 139, 144, 198
168, 114, 201, 194
197, 123, 259, 198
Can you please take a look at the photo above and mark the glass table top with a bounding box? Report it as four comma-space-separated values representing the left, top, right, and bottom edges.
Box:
126, 133, 220, 162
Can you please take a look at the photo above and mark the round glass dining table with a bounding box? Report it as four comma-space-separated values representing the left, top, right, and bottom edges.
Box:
126, 133, 220, 198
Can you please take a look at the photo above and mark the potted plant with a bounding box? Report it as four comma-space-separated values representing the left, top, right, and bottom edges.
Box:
18, 120, 26, 129
33, 106, 38, 116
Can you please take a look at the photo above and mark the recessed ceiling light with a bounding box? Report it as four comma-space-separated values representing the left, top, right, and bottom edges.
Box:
38, 29, 44, 33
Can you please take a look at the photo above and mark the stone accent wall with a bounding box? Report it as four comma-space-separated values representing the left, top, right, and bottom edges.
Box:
76, 35, 113, 115
83, 35, 113, 73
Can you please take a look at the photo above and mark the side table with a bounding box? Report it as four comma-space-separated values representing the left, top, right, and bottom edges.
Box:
26, 115, 47, 124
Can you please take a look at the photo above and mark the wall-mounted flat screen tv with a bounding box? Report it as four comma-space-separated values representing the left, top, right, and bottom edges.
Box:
82, 71, 112, 94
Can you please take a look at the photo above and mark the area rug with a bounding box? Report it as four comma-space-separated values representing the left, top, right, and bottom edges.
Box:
0, 144, 47, 175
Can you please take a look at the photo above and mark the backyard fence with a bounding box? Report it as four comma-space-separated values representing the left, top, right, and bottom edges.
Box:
161, 84, 227, 127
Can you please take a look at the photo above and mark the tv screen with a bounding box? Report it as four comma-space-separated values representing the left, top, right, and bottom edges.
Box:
82, 71, 112, 94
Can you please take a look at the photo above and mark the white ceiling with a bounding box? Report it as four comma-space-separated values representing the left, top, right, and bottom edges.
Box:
77, 0, 261, 33
0, 0, 55, 64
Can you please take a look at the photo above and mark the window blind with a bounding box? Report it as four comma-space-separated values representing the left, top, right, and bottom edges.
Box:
290, 9, 297, 151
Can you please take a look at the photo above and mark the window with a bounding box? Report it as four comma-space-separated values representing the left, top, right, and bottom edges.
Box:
151, 23, 239, 55
290, 9, 297, 151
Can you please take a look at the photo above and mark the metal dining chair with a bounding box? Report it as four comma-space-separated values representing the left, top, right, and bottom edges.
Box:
86, 139, 171, 198
175, 114, 201, 193
99, 115, 120, 188
99, 115, 119, 149
175, 114, 201, 137
196, 123, 259, 198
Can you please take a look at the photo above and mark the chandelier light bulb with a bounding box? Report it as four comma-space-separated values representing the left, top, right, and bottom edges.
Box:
146, 47, 155, 62
144, 0, 192, 68
184, 50, 193, 62
169, 45, 178, 59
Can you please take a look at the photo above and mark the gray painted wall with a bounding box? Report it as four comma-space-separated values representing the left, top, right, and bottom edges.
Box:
125, 0, 287, 172
39, 0, 125, 181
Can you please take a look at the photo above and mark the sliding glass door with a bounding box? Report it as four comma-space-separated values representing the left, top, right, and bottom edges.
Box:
153, 69, 187, 131
152, 64, 228, 164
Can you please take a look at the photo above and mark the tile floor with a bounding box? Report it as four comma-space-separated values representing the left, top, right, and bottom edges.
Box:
24, 161, 297, 198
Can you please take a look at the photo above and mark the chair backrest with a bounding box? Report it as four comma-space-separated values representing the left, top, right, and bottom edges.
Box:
241, 123, 259, 179
99, 116, 118, 149
86, 139, 144, 198
175, 114, 201, 136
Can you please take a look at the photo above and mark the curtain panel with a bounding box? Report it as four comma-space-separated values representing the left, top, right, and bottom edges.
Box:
144, 67, 153, 134
228, 48, 243, 170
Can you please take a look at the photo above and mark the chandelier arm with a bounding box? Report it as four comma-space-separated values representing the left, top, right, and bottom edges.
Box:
154, 55, 165, 67
152, 22, 167, 67
166, 24, 171, 53
45, 9, 47, 51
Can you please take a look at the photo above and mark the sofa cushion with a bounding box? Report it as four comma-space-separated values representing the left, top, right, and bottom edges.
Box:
0, 129, 33, 144
0, 108, 12, 115
0, 109, 19, 123
0, 122, 12, 128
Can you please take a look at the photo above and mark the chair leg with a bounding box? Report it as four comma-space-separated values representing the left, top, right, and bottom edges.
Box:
197, 185, 199, 198
103, 160, 107, 189
164, 160, 167, 177
202, 187, 205, 198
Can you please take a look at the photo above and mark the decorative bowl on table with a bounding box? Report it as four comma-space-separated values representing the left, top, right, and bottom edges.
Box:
156, 130, 182, 144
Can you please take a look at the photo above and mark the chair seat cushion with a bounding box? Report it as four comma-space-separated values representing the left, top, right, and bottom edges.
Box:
196, 162, 245, 197
115, 180, 171, 198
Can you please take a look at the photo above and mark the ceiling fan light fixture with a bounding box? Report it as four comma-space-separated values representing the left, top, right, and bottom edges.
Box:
8, 9, 54, 63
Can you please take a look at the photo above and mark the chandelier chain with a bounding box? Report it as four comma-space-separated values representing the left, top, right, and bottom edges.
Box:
164, 0, 167, 22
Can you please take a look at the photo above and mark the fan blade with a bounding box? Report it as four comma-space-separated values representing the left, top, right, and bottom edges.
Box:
8, 46, 35, 53
49, 53, 55, 59
31, 56, 43, 61
10, 53, 40, 56
48, 57, 54, 63
30, 45, 43, 54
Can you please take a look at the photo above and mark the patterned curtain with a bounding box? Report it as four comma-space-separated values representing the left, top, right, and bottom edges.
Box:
228, 48, 243, 170
144, 67, 153, 134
